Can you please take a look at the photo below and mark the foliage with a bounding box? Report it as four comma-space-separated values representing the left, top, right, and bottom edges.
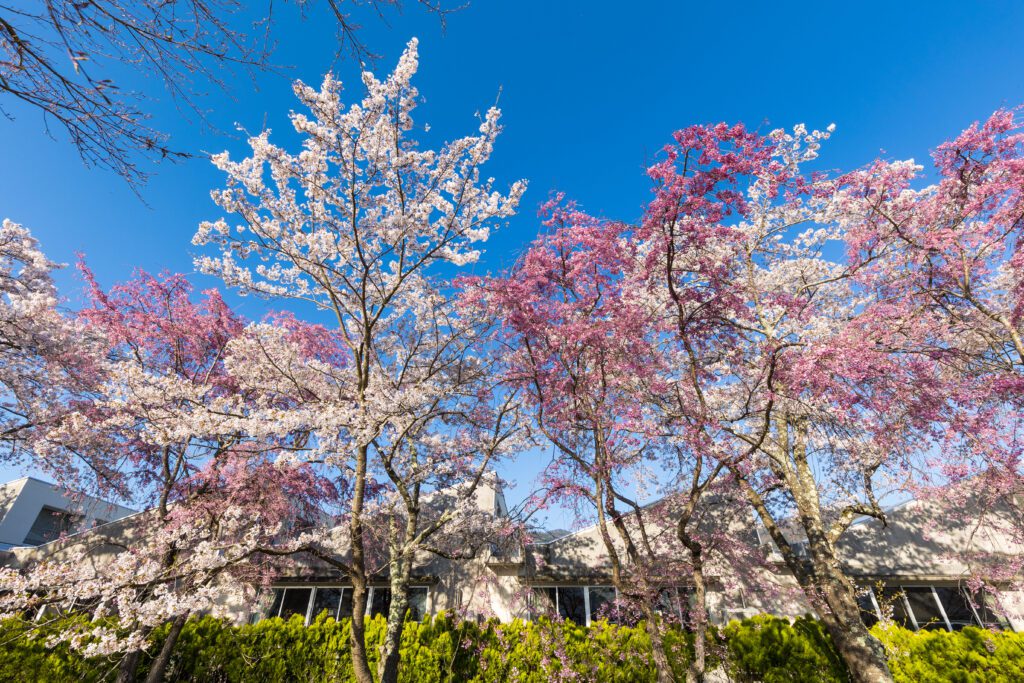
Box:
722, 614, 849, 682
876, 624, 1024, 683
2, 612, 1023, 683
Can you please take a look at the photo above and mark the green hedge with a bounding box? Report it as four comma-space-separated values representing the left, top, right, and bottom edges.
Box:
722, 615, 848, 682
880, 623, 1024, 682
1, 612, 1022, 682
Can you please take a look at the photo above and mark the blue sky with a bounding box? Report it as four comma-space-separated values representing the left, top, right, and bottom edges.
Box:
2, 1, 1024, 525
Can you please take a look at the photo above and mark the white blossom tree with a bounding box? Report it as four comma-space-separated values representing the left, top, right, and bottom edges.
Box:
0, 219, 104, 480
194, 38, 526, 683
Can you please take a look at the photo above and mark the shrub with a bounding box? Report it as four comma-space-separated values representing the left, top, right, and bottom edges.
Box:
875, 624, 1024, 683
1, 612, 1022, 681
722, 614, 848, 683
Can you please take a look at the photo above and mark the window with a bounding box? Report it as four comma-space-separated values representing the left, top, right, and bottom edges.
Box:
656, 588, 686, 623
370, 587, 391, 617
265, 588, 285, 619
529, 586, 622, 626
588, 587, 618, 624
311, 587, 343, 621
558, 587, 587, 624
23, 506, 81, 545
279, 587, 313, 621
338, 588, 354, 619
677, 587, 694, 624
974, 588, 1012, 631
856, 589, 880, 628
904, 587, 947, 631
863, 585, 1014, 633
878, 587, 915, 629
407, 586, 429, 621
933, 587, 975, 631
261, 585, 427, 625
530, 587, 558, 619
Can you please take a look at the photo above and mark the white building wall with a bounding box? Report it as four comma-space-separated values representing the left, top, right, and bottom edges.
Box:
0, 477, 136, 550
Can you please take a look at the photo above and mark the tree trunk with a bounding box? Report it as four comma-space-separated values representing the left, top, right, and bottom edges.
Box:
378, 504, 421, 683
349, 577, 375, 683
812, 556, 893, 683
348, 444, 376, 683
377, 573, 410, 683
144, 612, 189, 683
640, 604, 675, 683
594, 468, 675, 683
683, 542, 707, 683
115, 650, 142, 683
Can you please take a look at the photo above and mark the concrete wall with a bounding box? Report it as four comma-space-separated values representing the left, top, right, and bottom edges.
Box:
0, 477, 136, 550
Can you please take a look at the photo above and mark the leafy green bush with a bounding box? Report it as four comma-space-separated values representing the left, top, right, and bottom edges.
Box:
2, 612, 1023, 682
875, 623, 1024, 683
722, 614, 848, 682
0, 613, 132, 683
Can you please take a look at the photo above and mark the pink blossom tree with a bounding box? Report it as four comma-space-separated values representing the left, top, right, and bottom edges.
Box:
193, 38, 526, 683
0, 268, 336, 683
839, 108, 1024, 596
634, 121, 968, 683
463, 198, 750, 683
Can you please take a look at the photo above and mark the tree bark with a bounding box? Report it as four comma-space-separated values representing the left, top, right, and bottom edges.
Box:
115, 649, 142, 683
682, 540, 707, 683
349, 575, 374, 683
143, 611, 189, 683
377, 506, 419, 683
641, 606, 675, 683
348, 444, 376, 683
377, 573, 409, 683
810, 549, 893, 683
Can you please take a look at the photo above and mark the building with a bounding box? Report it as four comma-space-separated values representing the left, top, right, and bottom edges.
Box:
0, 477, 136, 551
2, 474, 1022, 635
239, 479, 1024, 633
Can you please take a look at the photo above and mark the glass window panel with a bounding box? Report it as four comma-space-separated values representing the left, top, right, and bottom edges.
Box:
370, 588, 392, 617
279, 588, 313, 621
677, 587, 693, 624
311, 587, 342, 621
904, 587, 947, 631
656, 588, 681, 622
407, 587, 428, 621
588, 587, 617, 624
531, 587, 557, 619
23, 506, 80, 545
879, 587, 915, 629
976, 589, 1012, 631
856, 590, 879, 628
266, 588, 285, 619
558, 587, 587, 625
338, 588, 353, 620
934, 587, 977, 631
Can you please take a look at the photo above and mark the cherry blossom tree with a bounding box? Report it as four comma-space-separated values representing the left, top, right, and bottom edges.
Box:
194, 38, 526, 683
0, 219, 101, 475
839, 108, 1024, 595
463, 198, 760, 683
634, 121, 968, 683
462, 200, 677, 681
467, 195, 793, 683
0, 268, 338, 683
